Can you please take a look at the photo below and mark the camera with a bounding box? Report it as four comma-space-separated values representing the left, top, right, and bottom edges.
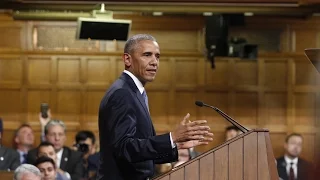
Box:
74, 143, 89, 154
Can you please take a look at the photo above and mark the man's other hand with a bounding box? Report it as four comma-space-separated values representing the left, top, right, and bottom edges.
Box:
171, 113, 213, 145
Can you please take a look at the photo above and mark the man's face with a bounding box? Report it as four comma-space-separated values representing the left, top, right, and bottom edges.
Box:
124, 40, 160, 84
226, 129, 238, 140
285, 136, 302, 158
16, 126, 34, 147
45, 125, 66, 151
37, 162, 56, 180
38, 146, 57, 163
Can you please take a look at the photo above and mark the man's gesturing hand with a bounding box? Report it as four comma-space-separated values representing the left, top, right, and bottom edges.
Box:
171, 113, 213, 144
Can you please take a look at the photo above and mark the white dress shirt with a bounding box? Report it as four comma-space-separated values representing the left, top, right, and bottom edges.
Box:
123, 70, 175, 148
56, 148, 64, 168
284, 155, 298, 179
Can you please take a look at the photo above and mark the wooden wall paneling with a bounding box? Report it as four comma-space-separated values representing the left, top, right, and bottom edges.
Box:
0, 21, 25, 50
175, 58, 198, 89
234, 92, 258, 126
199, 153, 214, 180
204, 59, 229, 89
0, 55, 23, 130
149, 91, 171, 131
299, 134, 316, 162
269, 133, 286, 161
294, 92, 316, 126
234, 60, 258, 87
228, 59, 236, 125
0, 55, 23, 88
293, 30, 318, 53
295, 59, 320, 86
258, 58, 265, 128
167, 58, 176, 132
264, 59, 288, 89
287, 58, 295, 134
85, 90, 105, 131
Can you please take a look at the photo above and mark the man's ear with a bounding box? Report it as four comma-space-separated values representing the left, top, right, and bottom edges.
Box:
14, 136, 20, 144
123, 53, 132, 67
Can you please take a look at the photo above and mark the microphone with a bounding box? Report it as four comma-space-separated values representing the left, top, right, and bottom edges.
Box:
195, 101, 248, 133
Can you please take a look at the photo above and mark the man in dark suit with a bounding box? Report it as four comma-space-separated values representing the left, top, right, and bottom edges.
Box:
0, 145, 20, 171
27, 120, 84, 180
97, 34, 213, 180
0, 118, 20, 171
277, 133, 314, 180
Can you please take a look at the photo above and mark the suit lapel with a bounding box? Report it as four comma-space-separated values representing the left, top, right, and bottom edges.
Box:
279, 157, 288, 179
297, 158, 302, 180
120, 73, 155, 135
0, 147, 5, 169
59, 147, 68, 171
121, 73, 152, 119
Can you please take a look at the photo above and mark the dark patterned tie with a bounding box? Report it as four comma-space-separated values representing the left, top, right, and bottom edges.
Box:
289, 162, 295, 180
22, 153, 27, 164
142, 91, 149, 112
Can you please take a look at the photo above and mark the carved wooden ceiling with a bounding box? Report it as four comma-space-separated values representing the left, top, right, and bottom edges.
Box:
2, 0, 320, 18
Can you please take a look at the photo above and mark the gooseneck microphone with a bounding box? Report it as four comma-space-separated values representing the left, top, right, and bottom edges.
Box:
195, 101, 248, 133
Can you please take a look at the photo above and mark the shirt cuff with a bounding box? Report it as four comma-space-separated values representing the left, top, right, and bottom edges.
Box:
169, 132, 176, 148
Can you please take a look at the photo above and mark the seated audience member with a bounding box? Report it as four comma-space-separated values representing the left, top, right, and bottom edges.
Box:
34, 156, 69, 180
37, 141, 69, 180
0, 127, 20, 171
27, 119, 84, 180
14, 124, 35, 164
172, 148, 199, 168
277, 133, 314, 180
225, 126, 240, 141
73, 130, 99, 179
14, 164, 41, 180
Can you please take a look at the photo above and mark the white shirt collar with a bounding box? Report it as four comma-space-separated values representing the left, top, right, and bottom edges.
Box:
284, 155, 298, 165
123, 70, 145, 94
56, 148, 64, 168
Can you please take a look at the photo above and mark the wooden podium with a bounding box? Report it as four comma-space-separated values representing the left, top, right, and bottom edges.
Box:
153, 129, 279, 180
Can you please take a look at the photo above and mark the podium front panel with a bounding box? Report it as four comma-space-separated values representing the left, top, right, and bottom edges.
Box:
214, 145, 228, 180
200, 153, 214, 180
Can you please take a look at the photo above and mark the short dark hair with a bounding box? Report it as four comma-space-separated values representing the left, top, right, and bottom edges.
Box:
124, 34, 156, 54
225, 126, 239, 132
14, 124, 32, 137
34, 156, 56, 169
13, 124, 33, 148
285, 133, 303, 143
75, 130, 96, 145
37, 142, 55, 156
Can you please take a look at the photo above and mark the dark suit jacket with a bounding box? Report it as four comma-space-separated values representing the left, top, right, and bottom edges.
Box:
0, 146, 20, 171
277, 156, 315, 180
27, 146, 84, 180
97, 73, 178, 180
